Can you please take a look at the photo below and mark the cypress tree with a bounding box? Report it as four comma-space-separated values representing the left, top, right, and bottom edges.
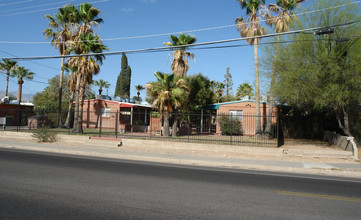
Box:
114, 53, 131, 98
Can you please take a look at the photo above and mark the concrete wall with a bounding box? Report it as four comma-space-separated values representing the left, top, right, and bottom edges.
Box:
323, 131, 353, 151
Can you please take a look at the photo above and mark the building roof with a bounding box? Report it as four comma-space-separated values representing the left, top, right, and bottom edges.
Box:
82, 99, 154, 109
205, 99, 269, 110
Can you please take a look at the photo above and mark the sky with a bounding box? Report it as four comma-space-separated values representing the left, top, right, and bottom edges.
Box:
0, 0, 357, 101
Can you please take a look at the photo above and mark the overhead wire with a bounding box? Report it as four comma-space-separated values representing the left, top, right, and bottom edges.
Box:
0, 0, 110, 17
0, 0, 360, 44
0, 0, 78, 13
0, 73, 37, 94
0, 49, 59, 72
1, 20, 359, 60
0, 0, 34, 7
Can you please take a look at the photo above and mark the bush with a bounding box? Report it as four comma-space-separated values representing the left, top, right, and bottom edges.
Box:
31, 125, 58, 143
219, 116, 243, 136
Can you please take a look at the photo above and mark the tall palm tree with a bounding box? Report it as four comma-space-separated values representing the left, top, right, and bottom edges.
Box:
264, 0, 305, 136
164, 33, 196, 77
0, 59, 18, 97
145, 72, 188, 137
44, 4, 78, 127
11, 66, 34, 103
67, 2, 105, 133
93, 79, 110, 95
67, 33, 108, 133
134, 84, 144, 101
235, 0, 266, 136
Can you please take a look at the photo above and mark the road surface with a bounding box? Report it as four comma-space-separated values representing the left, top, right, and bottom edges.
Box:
1, 148, 360, 219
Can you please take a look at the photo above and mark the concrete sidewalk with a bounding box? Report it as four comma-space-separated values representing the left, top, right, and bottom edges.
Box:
0, 131, 361, 178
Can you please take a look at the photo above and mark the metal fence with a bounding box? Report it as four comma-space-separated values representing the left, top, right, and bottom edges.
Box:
0, 108, 280, 147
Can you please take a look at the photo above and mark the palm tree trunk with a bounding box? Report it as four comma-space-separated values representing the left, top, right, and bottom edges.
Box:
265, 35, 281, 137
254, 41, 262, 137
172, 112, 178, 137
57, 57, 65, 128
72, 74, 81, 133
64, 91, 74, 128
17, 82, 22, 103
99, 88, 102, 95
5, 71, 10, 97
76, 82, 85, 134
163, 113, 170, 137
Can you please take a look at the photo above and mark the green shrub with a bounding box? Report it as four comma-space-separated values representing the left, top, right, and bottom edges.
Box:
31, 126, 58, 143
219, 116, 243, 136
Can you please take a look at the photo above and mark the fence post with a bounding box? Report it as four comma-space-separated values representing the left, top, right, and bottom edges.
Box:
16, 108, 20, 131
277, 115, 280, 147
149, 112, 152, 140
230, 113, 233, 145
115, 110, 118, 138
187, 112, 190, 142
99, 112, 102, 137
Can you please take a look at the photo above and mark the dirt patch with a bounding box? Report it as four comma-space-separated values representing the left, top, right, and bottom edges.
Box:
282, 138, 340, 150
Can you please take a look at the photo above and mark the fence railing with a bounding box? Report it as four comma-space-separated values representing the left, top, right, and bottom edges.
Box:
0, 108, 280, 147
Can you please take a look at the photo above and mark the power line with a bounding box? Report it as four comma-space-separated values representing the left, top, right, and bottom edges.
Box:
0, 0, 34, 7
0, 73, 37, 93
0, 0, 360, 44
1, 21, 359, 60
0, 0, 78, 13
0, 0, 110, 17
0, 50, 58, 79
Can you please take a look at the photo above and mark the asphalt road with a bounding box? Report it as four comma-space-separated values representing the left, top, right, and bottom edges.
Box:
1, 148, 361, 220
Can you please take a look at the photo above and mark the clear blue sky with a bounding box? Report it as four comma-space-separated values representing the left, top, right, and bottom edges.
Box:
0, 0, 353, 101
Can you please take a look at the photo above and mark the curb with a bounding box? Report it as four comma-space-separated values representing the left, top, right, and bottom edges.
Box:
0, 130, 355, 159
1, 144, 361, 179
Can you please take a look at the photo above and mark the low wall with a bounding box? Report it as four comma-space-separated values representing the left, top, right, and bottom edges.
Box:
323, 131, 353, 151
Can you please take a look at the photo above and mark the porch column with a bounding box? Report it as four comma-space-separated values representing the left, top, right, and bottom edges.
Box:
131, 107, 134, 125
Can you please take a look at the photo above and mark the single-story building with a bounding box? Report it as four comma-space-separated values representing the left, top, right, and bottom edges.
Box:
204, 99, 278, 136
81, 99, 155, 132
0, 102, 34, 127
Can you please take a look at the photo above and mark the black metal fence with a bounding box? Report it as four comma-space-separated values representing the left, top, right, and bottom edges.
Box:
0, 108, 280, 147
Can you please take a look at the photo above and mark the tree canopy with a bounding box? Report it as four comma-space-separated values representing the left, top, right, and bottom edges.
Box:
270, 0, 361, 138
115, 53, 131, 98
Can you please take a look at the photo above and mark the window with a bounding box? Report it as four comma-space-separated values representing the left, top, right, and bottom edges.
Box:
229, 110, 243, 122
101, 108, 111, 117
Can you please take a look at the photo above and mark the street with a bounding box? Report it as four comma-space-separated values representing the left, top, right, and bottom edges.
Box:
1, 148, 360, 220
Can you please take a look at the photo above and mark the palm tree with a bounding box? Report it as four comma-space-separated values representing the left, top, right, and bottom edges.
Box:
66, 3, 106, 133
216, 82, 225, 103
0, 59, 18, 97
63, 64, 78, 128
67, 33, 108, 133
236, 82, 254, 100
134, 84, 144, 101
11, 66, 34, 103
145, 72, 188, 137
75, 2, 103, 36
93, 79, 110, 95
44, 4, 77, 128
164, 33, 196, 77
235, 0, 266, 136
264, 0, 305, 136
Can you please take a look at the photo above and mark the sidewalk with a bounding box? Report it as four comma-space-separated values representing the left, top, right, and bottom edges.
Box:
1, 131, 361, 178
